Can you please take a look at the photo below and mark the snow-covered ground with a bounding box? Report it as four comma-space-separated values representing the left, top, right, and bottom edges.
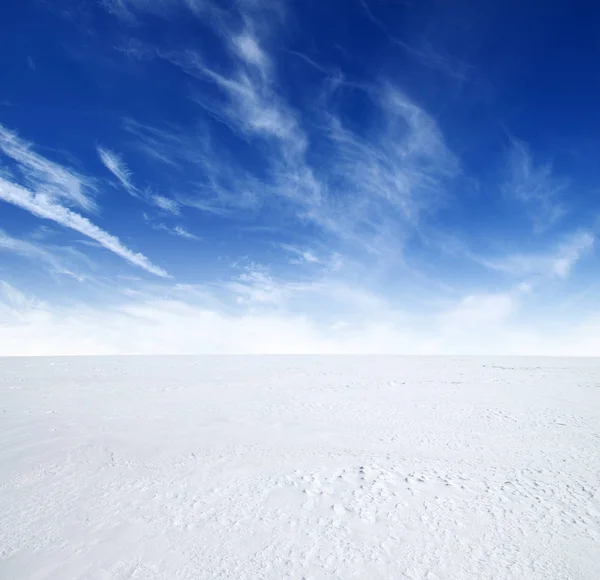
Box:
1, 356, 599, 579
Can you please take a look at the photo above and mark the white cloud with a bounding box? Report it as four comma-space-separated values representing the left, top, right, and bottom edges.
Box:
505, 139, 567, 231
173, 225, 199, 239
101, 0, 176, 20
322, 85, 459, 238
102, 0, 461, 264
0, 229, 85, 280
478, 231, 594, 280
551, 232, 595, 277
156, 223, 199, 240
152, 194, 180, 214
439, 292, 514, 330
98, 146, 180, 214
101, 0, 130, 18
139, 26, 458, 258
232, 32, 270, 72
142, 212, 199, 239
0, 178, 169, 278
122, 118, 191, 168
97, 146, 137, 195
227, 269, 288, 305
0, 281, 43, 319
356, 0, 473, 82
1, 278, 598, 356
280, 244, 323, 264
0, 126, 168, 276
173, 46, 306, 149
0, 124, 96, 211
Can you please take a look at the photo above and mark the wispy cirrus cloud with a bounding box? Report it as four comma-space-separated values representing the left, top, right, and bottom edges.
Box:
97, 145, 180, 214
0, 281, 44, 320
122, 118, 189, 168
505, 139, 568, 231
280, 243, 323, 265
100, 0, 175, 21
0, 178, 170, 277
172, 225, 198, 239
122, 118, 262, 215
168, 43, 305, 151
142, 212, 199, 240
116, 11, 458, 259
0, 125, 96, 211
356, 0, 474, 82
478, 231, 594, 280
0, 126, 169, 277
0, 228, 86, 281
152, 194, 180, 214
97, 146, 137, 195
319, 84, 458, 245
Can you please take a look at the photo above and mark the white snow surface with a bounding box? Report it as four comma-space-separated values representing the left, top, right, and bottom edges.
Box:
1, 356, 600, 579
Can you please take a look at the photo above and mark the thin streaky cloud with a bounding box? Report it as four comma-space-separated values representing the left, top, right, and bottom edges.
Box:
122, 117, 189, 168
0, 126, 168, 276
173, 225, 199, 240
232, 31, 270, 74
285, 50, 338, 76
0, 281, 43, 316
475, 231, 594, 280
316, 85, 459, 245
102, 0, 202, 20
148, 9, 458, 253
97, 145, 181, 213
0, 179, 169, 277
124, 117, 263, 216
356, 0, 473, 82
97, 146, 138, 196
505, 139, 567, 231
0, 228, 85, 281
142, 213, 199, 240
152, 194, 180, 214
0, 124, 96, 212
280, 243, 323, 265
164, 39, 306, 151
128, 81, 456, 245
100, 0, 158, 21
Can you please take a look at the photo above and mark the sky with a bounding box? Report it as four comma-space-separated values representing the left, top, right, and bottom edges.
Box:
1, 0, 599, 355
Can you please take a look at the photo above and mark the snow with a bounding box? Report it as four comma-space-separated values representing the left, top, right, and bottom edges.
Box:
1, 356, 599, 579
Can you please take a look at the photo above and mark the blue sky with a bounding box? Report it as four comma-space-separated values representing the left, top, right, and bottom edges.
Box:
1, 0, 599, 355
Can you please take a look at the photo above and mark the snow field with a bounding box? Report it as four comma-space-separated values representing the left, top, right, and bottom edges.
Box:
1, 356, 599, 579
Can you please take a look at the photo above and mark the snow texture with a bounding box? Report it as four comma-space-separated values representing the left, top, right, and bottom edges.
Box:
1, 356, 599, 579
